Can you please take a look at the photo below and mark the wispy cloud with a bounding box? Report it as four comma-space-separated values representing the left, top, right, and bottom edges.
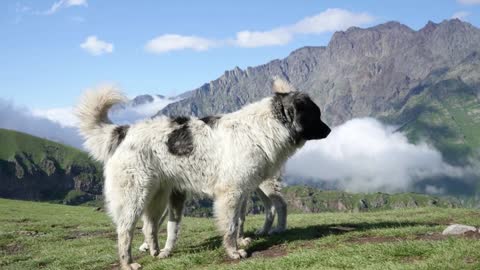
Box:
145, 8, 374, 53
285, 118, 474, 193
232, 8, 374, 48
44, 0, 87, 15
145, 34, 218, 54
457, 0, 480, 4
80, 36, 114, 56
451, 11, 471, 20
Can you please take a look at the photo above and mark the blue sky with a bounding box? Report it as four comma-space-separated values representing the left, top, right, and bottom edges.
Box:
2, 0, 480, 110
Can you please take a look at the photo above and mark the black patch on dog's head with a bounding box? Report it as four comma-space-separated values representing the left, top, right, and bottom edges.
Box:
167, 123, 194, 156
171, 116, 190, 125
272, 92, 331, 142
200, 115, 221, 128
109, 125, 129, 154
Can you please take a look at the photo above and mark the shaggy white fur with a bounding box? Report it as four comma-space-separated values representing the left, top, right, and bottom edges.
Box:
76, 78, 329, 270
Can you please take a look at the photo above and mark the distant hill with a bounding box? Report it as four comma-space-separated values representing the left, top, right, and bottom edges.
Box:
0, 128, 103, 204
184, 185, 462, 217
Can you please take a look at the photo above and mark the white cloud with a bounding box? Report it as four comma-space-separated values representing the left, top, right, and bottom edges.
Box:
32, 107, 78, 128
109, 95, 180, 124
32, 95, 178, 128
285, 118, 470, 193
145, 34, 218, 54
80, 36, 114, 56
0, 99, 83, 148
451, 11, 471, 20
145, 8, 374, 53
291, 8, 374, 34
457, 0, 480, 4
232, 9, 373, 48
44, 0, 87, 15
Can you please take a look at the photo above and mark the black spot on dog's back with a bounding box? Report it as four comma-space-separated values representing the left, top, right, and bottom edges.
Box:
200, 115, 221, 127
172, 116, 190, 125
167, 124, 194, 156
109, 125, 129, 154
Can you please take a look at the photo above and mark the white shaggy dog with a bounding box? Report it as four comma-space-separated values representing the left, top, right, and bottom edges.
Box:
76, 78, 330, 270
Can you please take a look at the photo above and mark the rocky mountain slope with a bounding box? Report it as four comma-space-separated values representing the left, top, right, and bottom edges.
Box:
0, 128, 103, 204
158, 19, 480, 125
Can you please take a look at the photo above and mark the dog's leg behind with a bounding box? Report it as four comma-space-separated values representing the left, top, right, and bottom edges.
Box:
139, 208, 167, 252
214, 188, 247, 259
141, 188, 170, 257
237, 196, 252, 246
256, 178, 287, 235
158, 190, 187, 258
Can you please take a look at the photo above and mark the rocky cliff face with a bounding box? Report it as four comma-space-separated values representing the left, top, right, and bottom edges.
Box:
158, 19, 480, 127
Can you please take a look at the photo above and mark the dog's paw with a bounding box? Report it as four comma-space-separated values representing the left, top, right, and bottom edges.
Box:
255, 228, 268, 236
228, 249, 248, 259
121, 263, 142, 270
238, 237, 252, 247
138, 242, 149, 252
268, 227, 286, 235
157, 248, 171, 259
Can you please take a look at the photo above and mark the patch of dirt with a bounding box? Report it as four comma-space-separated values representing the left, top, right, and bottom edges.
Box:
329, 226, 356, 232
462, 231, 480, 240
413, 233, 448, 241
16, 230, 45, 237
401, 255, 424, 263
0, 243, 24, 255
64, 230, 116, 240
464, 257, 477, 264
250, 244, 288, 258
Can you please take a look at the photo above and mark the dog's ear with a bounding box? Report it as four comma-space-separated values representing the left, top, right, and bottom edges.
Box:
272, 76, 296, 94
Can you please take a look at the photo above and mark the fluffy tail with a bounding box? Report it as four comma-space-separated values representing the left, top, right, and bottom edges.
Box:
75, 85, 128, 163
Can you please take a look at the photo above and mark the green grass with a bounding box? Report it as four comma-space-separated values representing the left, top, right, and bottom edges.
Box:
1, 199, 480, 269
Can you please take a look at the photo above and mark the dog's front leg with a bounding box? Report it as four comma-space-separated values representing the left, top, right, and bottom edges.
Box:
237, 196, 252, 246
214, 189, 247, 259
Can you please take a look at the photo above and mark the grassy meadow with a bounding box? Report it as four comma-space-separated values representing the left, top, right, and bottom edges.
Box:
1, 198, 480, 270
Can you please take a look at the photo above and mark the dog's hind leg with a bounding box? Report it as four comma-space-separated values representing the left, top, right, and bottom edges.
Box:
237, 196, 252, 247
255, 186, 275, 236
158, 190, 187, 259
256, 178, 287, 235
141, 188, 170, 257
214, 188, 247, 259
270, 192, 287, 234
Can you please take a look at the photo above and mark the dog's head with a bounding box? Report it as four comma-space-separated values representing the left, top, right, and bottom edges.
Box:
271, 78, 331, 142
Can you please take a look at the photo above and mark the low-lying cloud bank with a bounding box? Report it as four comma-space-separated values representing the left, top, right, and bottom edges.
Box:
0, 99, 83, 148
1, 95, 177, 149
285, 118, 474, 194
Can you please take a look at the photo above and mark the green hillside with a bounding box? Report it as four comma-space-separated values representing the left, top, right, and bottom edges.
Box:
0, 128, 94, 170
1, 198, 479, 269
0, 128, 103, 204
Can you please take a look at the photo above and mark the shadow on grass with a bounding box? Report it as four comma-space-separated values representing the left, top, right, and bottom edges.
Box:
190, 220, 444, 255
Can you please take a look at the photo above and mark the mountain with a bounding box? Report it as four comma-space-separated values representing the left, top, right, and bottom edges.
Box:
157, 19, 480, 127
0, 128, 103, 204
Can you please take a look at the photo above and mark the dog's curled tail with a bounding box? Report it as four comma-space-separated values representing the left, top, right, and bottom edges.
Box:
75, 85, 128, 163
